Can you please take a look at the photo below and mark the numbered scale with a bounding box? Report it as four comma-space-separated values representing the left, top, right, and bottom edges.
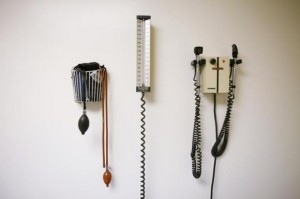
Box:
136, 15, 151, 93
136, 15, 151, 199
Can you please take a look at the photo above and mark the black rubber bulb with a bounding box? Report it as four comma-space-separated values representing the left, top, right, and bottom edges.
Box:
78, 113, 89, 135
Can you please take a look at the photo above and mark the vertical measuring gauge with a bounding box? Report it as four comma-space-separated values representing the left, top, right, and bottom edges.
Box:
136, 15, 151, 92
136, 15, 151, 199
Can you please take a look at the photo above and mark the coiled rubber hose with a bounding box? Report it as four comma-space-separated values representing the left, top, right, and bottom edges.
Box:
211, 80, 235, 157
191, 67, 202, 179
140, 92, 146, 199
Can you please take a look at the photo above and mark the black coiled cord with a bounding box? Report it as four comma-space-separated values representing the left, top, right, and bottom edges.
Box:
210, 45, 241, 199
211, 80, 235, 157
140, 92, 146, 199
191, 67, 202, 179
210, 80, 235, 199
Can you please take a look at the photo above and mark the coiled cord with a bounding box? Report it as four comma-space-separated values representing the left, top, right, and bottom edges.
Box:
140, 92, 146, 199
211, 80, 234, 157
191, 67, 202, 179
210, 44, 241, 198
210, 80, 235, 199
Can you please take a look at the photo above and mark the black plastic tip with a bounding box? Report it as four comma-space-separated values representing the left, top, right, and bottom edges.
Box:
137, 15, 151, 20
194, 47, 203, 55
232, 44, 238, 58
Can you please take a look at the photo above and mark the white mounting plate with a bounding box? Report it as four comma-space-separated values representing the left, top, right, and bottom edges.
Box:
202, 57, 230, 93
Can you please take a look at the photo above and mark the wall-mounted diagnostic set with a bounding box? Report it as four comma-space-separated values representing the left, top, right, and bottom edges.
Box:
70, 16, 243, 199
190, 45, 242, 198
71, 62, 112, 187
136, 15, 151, 199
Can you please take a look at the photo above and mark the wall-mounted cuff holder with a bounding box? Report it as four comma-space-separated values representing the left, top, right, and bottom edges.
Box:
71, 62, 112, 187
72, 62, 102, 103
71, 62, 102, 135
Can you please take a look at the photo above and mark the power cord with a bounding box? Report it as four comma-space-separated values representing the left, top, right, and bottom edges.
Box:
210, 44, 242, 198
211, 94, 218, 199
211, 80, 235, 199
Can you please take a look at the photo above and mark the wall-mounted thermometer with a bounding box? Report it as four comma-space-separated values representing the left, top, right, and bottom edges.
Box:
136, 15, 151, 93
136, 15, 151, 199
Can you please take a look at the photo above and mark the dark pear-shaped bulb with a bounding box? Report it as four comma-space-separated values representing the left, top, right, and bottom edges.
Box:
78, 113, 89, 135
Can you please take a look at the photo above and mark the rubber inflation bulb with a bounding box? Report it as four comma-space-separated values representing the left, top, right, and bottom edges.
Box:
103, 169, 112, 187
78, 113, 89, 134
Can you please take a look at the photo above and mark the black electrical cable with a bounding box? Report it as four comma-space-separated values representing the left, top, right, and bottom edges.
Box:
211, 78, 235, 199
211, 94, 218, 199
191, 66, 202, 179
211, 80, 234, 157
210, 44, 241, 198
140, 92, 146, 199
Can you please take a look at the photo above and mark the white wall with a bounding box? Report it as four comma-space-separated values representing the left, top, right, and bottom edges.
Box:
0, 0, 299, 198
